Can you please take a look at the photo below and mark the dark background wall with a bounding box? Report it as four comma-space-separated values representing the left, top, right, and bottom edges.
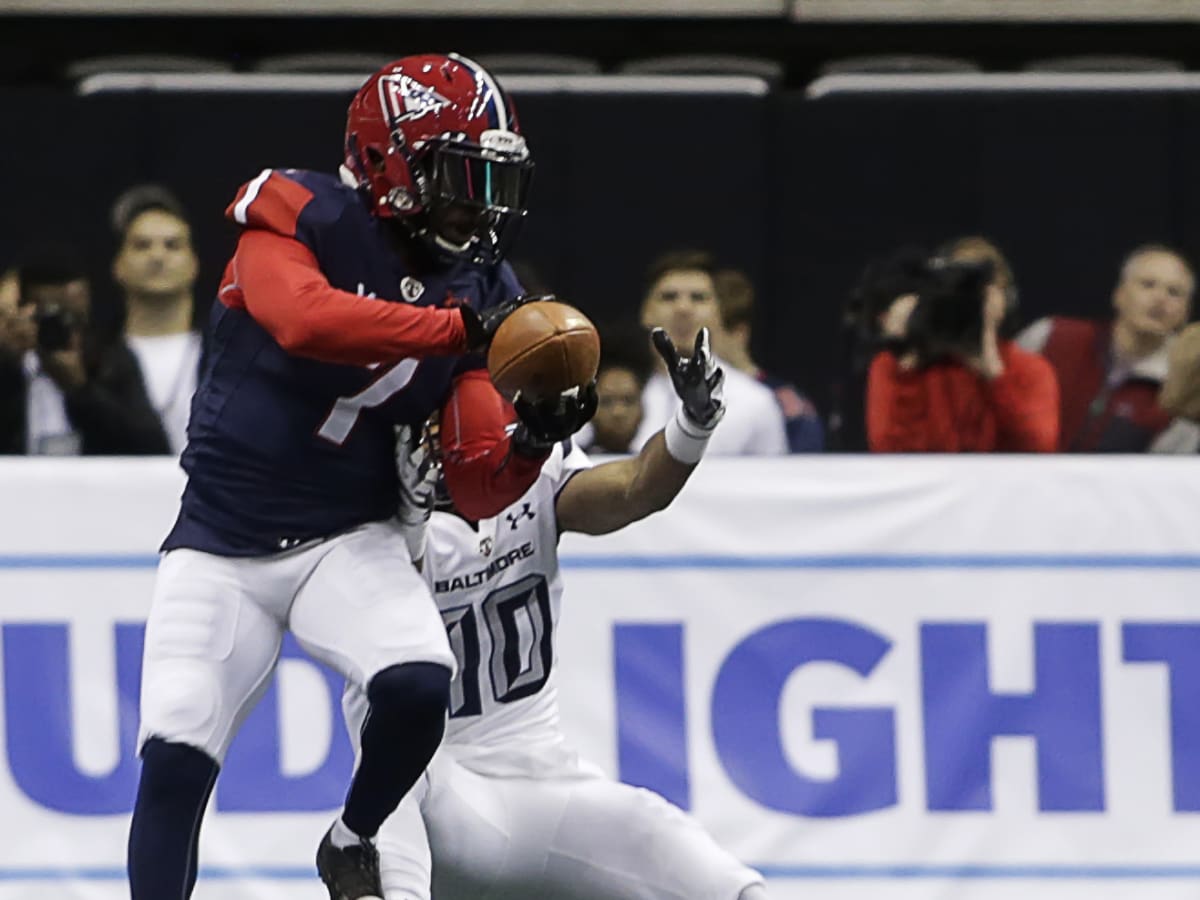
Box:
4, 14, 1200, 448
4, 83, 1200, 448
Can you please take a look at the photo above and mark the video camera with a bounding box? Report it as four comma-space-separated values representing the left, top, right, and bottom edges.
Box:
846, 248, 994, 368
34, 304, 81, 354
905, 256, 993, 362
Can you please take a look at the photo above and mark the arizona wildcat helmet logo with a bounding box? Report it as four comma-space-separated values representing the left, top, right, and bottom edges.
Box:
379, 74, 452, 125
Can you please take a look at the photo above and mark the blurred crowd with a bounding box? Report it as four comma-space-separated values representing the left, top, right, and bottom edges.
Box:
2, 186, 1199, 458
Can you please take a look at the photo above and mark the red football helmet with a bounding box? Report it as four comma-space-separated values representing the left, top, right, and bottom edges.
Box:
343, 53, 533, 264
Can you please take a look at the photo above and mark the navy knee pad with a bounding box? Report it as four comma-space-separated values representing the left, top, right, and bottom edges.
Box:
343, 662, 451, 838
366, 660, 452, 722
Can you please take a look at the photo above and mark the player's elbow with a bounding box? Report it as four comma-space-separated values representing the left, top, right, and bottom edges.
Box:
270, 317, 321, 355
637, 485, 674, 517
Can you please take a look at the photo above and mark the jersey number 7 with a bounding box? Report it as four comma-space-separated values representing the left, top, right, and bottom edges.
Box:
318, 359, 419, 445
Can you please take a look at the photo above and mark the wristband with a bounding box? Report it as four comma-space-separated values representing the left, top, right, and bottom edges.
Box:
400, 517, 428, 564
664, 406, 714, 464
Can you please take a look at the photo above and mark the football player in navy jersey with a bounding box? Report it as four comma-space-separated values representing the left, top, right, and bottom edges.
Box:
128, 53, 595, 900
342, 327, 768, 900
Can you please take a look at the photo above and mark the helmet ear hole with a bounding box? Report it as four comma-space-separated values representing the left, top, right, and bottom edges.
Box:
364, 146, 387, 173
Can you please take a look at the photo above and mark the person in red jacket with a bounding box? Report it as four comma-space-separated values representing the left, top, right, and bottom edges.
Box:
866, 246, 1059, 453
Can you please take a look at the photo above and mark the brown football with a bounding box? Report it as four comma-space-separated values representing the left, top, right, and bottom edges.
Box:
487, 301, 601, 400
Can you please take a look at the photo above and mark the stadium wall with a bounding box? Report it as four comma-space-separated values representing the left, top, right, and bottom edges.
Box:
7, 81, 1200, 444
1, 457, 1199, 899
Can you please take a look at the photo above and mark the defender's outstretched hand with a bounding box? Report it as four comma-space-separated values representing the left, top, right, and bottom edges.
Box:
652, 327, 726, 430
461, 293, 554, 353
511, 382, 599, 457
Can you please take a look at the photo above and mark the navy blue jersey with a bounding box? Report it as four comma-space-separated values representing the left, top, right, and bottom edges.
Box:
163, 168, 523, 556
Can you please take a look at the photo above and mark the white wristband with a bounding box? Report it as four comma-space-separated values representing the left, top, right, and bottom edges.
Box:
401, 518, 428, 564
665, 406, 714, 464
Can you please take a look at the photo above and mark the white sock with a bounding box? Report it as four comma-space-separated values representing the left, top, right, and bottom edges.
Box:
329, 816, 362, 850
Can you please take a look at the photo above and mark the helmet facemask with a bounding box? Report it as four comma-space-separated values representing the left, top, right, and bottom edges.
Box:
414, 130, 533, 265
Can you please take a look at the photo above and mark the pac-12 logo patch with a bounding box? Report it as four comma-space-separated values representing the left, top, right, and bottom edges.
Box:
400, 277, 425, 302
479, 536, 494, 556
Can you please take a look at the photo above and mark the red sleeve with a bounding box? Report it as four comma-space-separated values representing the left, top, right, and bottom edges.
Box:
226, 169, 312, 235
987, 343, 1060, 452
439, 369, 550, 520
866, 352, 952, 452
219, 230, 467, 366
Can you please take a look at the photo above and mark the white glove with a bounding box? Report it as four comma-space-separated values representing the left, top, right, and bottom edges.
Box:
395, 425, 437, 563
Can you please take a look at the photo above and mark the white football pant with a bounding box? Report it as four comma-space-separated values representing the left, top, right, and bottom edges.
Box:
377, 751, 764, 900
138, 520, 454, 762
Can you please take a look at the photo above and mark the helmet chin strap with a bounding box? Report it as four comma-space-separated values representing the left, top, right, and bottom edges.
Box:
432, 232, 477, 256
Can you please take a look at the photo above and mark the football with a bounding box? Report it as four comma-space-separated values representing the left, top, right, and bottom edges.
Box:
487, 301, 601, 400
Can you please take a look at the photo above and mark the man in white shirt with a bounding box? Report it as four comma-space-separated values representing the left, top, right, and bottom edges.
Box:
634, 250, 787, 455
112, 185, 204, 454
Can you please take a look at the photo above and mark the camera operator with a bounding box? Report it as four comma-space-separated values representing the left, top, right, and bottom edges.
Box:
0, 253, 169, 455
861, 248, 1059, 453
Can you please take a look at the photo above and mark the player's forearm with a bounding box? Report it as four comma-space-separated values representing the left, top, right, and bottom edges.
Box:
557, 433, 693, 535
440, 369, 549, 520
228, 231, 467, 365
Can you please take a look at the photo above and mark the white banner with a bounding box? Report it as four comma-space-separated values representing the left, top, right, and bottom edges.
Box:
1, 457, 1199, 899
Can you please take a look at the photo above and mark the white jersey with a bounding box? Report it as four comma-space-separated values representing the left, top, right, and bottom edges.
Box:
424, 439, 590, 767
346, 441, 764, 900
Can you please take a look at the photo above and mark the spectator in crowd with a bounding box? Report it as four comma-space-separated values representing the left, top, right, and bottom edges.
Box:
0, 250, 169, 455
111, 184, 203, 454
864, 243, 1059, 452
1161, 322, 1200, 421
579, 325, 654, 454
0, 267, 16, 311
712, 266, 824, 452
1152, 322, 1200, 452
832, 248, 930, 451
1018, 243, 1194, 452
635, 249, 787, 455
0, 266, 28, 453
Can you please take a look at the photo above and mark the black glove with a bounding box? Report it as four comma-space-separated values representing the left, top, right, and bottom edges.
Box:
511, 381, 599, 458
460, 293, 554, 353
651, 327, 726, 430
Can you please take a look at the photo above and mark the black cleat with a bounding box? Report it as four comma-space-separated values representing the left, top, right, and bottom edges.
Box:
316, 826, 384, 900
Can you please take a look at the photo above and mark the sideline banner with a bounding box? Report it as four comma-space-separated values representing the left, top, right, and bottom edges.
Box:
1, 457, 1199, 899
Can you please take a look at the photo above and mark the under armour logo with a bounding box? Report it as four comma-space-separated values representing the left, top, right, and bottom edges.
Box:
479, 536, 494, 556
506, 503, 535, 530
